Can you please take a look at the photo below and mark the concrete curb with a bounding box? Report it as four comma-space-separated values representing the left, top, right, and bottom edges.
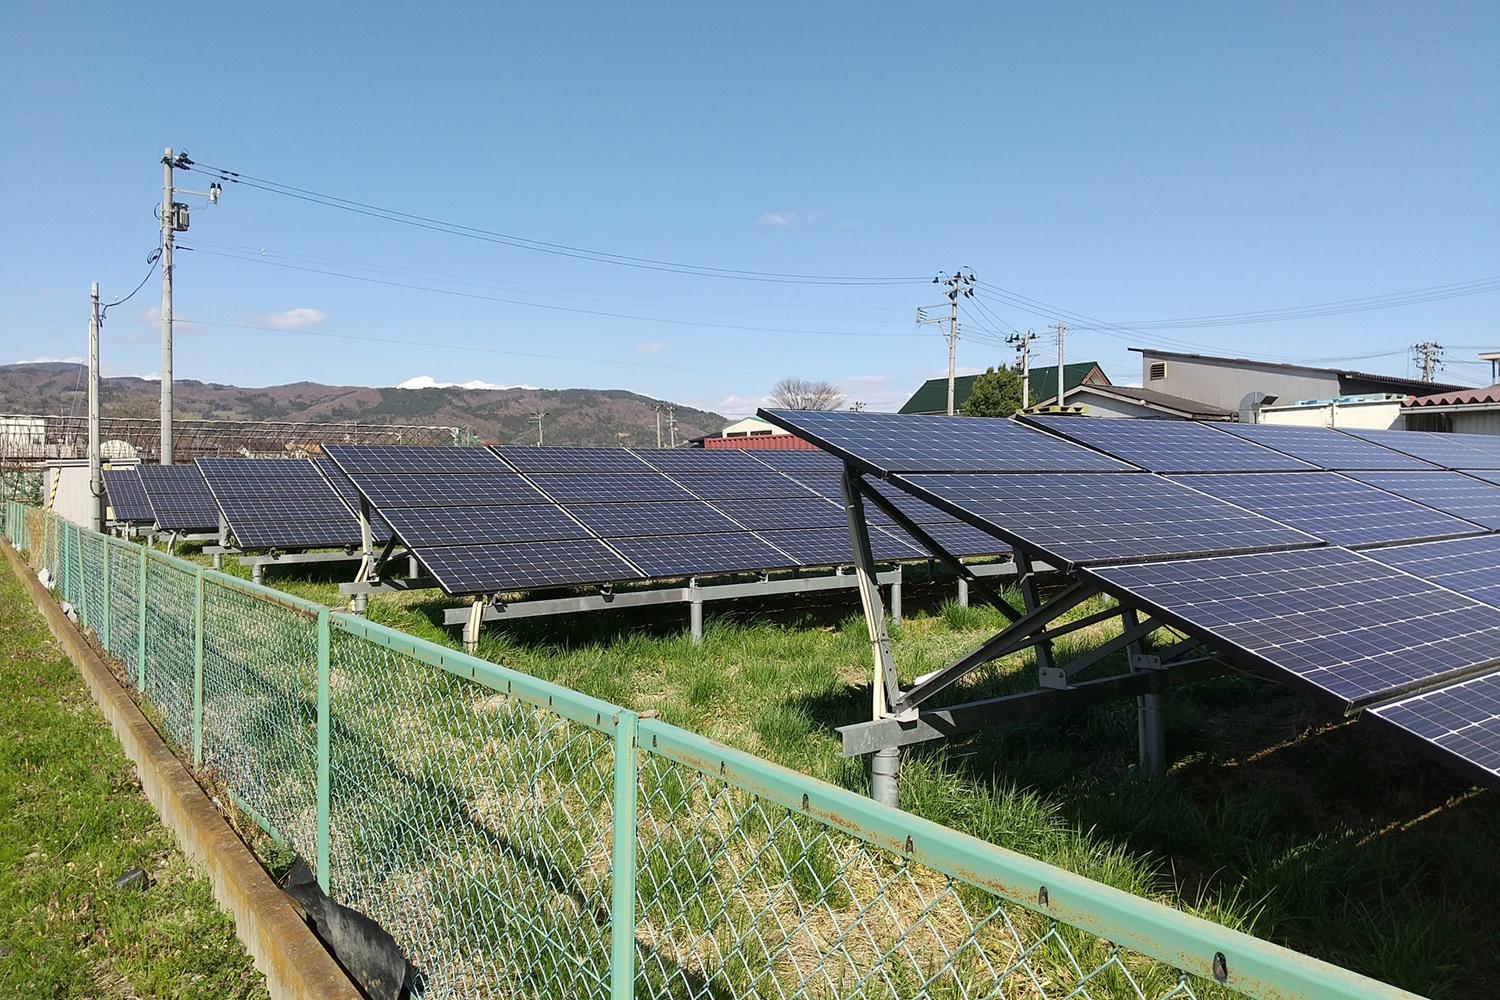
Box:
1, 537, 362, 1000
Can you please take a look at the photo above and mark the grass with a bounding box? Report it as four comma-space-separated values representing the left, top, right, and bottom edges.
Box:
174, 546, 1500, 998
0, 553, 268, 999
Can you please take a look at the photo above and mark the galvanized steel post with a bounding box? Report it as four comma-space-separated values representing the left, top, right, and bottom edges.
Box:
316, 608, 331, 893
193, 563, 205, 767
609, 710, 639, 1000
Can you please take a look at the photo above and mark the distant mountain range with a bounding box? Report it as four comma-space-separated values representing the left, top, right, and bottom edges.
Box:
0, 363, 727, 448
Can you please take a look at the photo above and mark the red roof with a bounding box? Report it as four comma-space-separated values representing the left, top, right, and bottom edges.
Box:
1406, 384, 1500, 407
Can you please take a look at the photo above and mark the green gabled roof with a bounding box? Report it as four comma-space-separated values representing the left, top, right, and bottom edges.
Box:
899, 362, 1106, 414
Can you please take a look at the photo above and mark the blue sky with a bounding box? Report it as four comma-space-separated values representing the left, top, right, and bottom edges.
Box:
2, 2, 1497, 416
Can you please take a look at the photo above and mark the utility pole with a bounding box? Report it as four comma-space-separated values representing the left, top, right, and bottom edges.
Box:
653, 403, 663, 448
917, 269, 976, 415
88, 283, 102, 532
1411, 342, 1444, 383
1007, 329, 1037, 409
667, 404, 677, 448
1049, 322, 1068, 405
157, 147, 222, 464
533, 410, 547, 446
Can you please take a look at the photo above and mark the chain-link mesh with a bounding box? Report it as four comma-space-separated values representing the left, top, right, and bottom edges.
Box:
200, 578, 320, 855
80, 531, 106, 634
143, 553, 198, 749
633, 749, 1232, 1000
107, 541, 142, 683
327, 625, 619, 1000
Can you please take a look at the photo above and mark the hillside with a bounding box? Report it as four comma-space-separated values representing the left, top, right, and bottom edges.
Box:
0, 363, 727, 448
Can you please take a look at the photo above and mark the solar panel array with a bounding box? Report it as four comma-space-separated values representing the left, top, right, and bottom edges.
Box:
760, 408, 1500, 785
102, 467, 155, 523
134, 464, 221, 532
197, 458, 391, 550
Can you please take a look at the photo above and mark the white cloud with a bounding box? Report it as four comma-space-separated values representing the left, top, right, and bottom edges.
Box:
636, 341, 668, 354
714, 394, 773, 420
14, 355, 83, 365
138, 372, 161, 381
756, 211, 814, 228
257, 308, 326, 330
396, 375, 538, 391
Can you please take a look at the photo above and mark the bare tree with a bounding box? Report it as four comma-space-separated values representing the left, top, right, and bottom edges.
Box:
770, 377, 845, 411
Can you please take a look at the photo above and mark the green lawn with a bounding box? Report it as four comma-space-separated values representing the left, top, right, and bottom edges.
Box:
0, 555, 268, 999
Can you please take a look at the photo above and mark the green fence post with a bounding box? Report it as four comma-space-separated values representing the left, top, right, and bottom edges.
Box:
193, 566, 204, 768
316, 608, 331, 894
610, 709, 639, 1000
101, 535, 111, 654
137, 548, 148, 694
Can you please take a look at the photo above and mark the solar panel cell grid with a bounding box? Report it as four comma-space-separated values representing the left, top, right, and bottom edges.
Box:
383, 505, 593, 547
1359, 534, 1500, 610
898, 472, 1320, 566
667, 472, 819, 500
527, 474, 697, 504
493, 446, 654, 473
608, 531, 795, 577
563, 501, 742, 537
1212, 423, 1438, 470
913, 521, 1011, 557
753, 526, 923, 565
708, 497, 849, 530
135, 465, 221, 532
417, 538, 644, 594
314, 458, 393, 543
1023, 414, 1317, 472
353, 473, 548, 508
740, 449, 843, 471
1466, 470, 1500, 488
324, 445, 506, 474
102, 468, 154, 522
1088, 546, 1500, 706
635, 449, 770, 471
1340, 429, 1500, 470
1342, 471, 1500, 530
760, 409, 1133, 474
1173, 472, 1486, 547
1372, 672, 1500, 781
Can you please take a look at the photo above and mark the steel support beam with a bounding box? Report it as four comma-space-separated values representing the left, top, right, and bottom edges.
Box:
839, 656, 1229, 756
1015, 550, 1055, 671
841, 466, 901, 717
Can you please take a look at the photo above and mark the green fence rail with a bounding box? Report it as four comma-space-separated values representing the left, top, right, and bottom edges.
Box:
6, 501, 1421, 1000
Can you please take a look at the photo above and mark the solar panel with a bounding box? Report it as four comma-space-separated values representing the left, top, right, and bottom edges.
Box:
1339, 428, 1500, 470
1466, 470, 1500, 488
897, 472, 1320, 566
135, 464, 221, 532
381, 505, 593, 547
740, 448, 842, 471
102, 467, 154, 522
754, 526, 924, 565
314, 458, 394, 543
912, 521, 1012, 557
527, 473, 696, 504
635, 449, 770, 471
1022, 414, 1317, 473
709, 497, 849, 530
1371, 671, 1500, 783
1342, 471, 1500, 529
1212, 423, 1437, 470
352, 473, 548, 508
323, 445, 506, 474
563, 501, 742, 537
493, 445, 654, 473
1173, 472, 1486, 547
759, 409, 1134, 474
1087, 546, 1500, 707
667, 472, 818, 501
607, 532, 797, 577
418, 539, 644, 594
197, 458, 373, 549
1359, 534, 1500, 609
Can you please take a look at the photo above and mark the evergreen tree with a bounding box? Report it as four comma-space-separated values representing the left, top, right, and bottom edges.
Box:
961, 366, 1023, 417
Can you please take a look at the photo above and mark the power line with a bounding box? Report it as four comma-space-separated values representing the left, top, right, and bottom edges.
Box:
186, 159, 927, 286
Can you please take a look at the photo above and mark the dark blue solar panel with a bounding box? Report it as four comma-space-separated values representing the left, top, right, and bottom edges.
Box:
1466, 470, 1500, 489
197, 458, 371, 549
1372, 672, 1500, 783
635, 449, 770, 472
324, 444, 507, 474
1212, 423, 1437, 470
742, 449, 843, 471
709, 497, 848, 530
1023, 414, 1316, 473
759, 409, 1133, 474
1173, 472, 1485, 546
608, 532, 795, 577
1340, 429, 1500, 470
754, 527, 923, 566
528, 474, 696, 504
897, 472, 1320, 566
668, 473, 818, 500
1359, 535, 1500, 609
417, 539, 643, 594
911, 521, 1011, 557
314, 458, 394, 544
135, 465, 220, 532
563, 501, 741, 537
1088, 546, 1500, 707
102, 467, 154, 522
352, 473, 548, 508
1343, 471, 1500, 530
493, 445, 654, 473
382, 505, 593, 547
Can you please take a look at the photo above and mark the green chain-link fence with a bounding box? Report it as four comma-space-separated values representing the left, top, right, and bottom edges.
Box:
4, 502, 1422, 1000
